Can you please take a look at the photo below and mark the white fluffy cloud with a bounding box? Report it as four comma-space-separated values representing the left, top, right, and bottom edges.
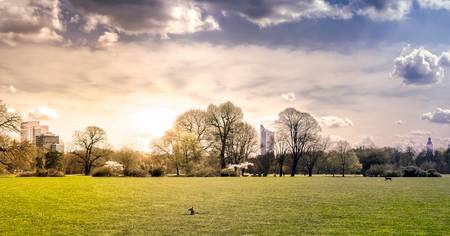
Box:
97, 31, 119, 49
317, 116, 353, 128
395, 120, 403, 125
391, 47, 450, 85
27, 106, 58, 121
417, 0, 450, 10
281, 92, 296, 102
422, 108, 450, 124
0, 0, 63, 46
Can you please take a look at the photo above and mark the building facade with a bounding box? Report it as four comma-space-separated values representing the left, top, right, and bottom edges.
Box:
20, 121, 49, 144
260, 124, 275, 155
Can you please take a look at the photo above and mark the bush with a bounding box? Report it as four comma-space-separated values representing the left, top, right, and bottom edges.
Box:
47, 169, 65, 177
17, 171, 35, 177
365, 164, 384, 177
383, 169, 402, 177
188, 167, 219, 177
124, 168, 147, 177
150, 167, 165, 177
220, 168, 238, 177
427, 169, 442, 177
36, 169, 48, 177
92, 167, 116, 177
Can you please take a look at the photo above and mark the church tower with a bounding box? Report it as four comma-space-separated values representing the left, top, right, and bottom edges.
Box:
426, 137, 433, 152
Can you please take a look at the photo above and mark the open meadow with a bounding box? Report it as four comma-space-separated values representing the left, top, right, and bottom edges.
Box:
0, 176, 449, 235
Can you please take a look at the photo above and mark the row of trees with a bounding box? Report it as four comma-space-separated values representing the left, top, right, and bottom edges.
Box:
1, 101, 448, 177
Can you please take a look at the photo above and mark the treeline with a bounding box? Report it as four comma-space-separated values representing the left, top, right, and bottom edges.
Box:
0, 101, 448, 177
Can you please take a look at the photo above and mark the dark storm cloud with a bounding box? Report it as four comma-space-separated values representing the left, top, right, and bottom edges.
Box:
66, 0, 219, 36
0, 0, 63, 45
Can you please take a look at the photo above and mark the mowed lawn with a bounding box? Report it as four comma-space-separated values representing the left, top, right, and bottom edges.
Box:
0, 176, 449, 235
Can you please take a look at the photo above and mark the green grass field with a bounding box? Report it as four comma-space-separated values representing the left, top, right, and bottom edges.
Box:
0, 176, 449, 235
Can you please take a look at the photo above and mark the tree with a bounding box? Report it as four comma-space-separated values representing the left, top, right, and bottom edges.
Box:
335, 140, 360, 177
72, 126, 110, 175
226, 122, 258, 169
0, 103, 21, 134
174, 109, 211, 150
206, 101, 243, 168
276, 108, 321, 176
304, 136, 329, 176
0, 136, 36, 172
274, 129, 289, 176
113, 147, 142, 175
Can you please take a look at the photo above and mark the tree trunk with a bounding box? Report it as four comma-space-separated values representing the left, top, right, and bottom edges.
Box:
84, 164, 91, 176
308, 167, 313, 177
241, 168, 245, 176
279, 161, 283, 177
342, 163, 345, 177
220, 142, 226, 169
290, 157, 299, 176
175, 164, 180, 176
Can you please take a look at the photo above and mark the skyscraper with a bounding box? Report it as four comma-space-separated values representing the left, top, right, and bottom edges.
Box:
20, 121, 49, 144
260, 124, 274, 155
426, 137, 433, 152
36, 132, 64, 153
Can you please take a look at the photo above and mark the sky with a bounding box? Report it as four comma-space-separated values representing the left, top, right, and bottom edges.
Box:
1, 0, 450, 151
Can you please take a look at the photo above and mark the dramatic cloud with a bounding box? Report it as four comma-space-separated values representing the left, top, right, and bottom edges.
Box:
422, 108, 450, 124
417, 0, 450, 10
68, 0, 219, 37
351, 0, 412, 21
281, 92, 296, 102
199, 0, 352, 27
199, 0, 412, 27
317, 116, 353, 128
27, 106, 58, 121
97, 31, 119, 49
0, 0, 63, 46
391, 47, 450, 85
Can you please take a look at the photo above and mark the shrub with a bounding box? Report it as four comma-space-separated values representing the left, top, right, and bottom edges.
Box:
124, 168, 147, 177
220, 168, 238, 177
188, 167, 219, 177
403, 166, 420, 177
47, 169, 65, 177
383, 169, 402, 177
92, 167, 116, 177
36, 169, 48, 177
365, 164, 384, 177
427, 169, 442, 177
150, 167, 165, 177
17, 171, 35, 177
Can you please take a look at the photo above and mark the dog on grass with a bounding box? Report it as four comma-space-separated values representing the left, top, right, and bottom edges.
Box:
188, 207, 198, 215
384, 177, 392, 181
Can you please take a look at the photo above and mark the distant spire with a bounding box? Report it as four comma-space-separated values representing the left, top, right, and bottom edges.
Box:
426, 137, 433, 151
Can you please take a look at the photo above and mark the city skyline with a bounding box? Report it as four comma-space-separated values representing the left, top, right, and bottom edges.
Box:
1, 0, 450, 151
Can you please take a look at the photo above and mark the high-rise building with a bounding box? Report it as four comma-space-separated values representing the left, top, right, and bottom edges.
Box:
260, 124, 274, 155
36, 132, 64, 152
426, 137, 433, 152
20, 121, 49, 144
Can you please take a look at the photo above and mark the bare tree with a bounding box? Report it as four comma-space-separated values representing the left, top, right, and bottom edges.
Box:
206, 101, 243, 169
0, 135, 35, 172
174, 109, 210, 147
72, 126, 109, 175
276, 108, 321, 176
226, 122, 258, 174
274, 129, 289, 176
304, 136, 330, 176
0, 103, 21, 134
335, 140, 351, 177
